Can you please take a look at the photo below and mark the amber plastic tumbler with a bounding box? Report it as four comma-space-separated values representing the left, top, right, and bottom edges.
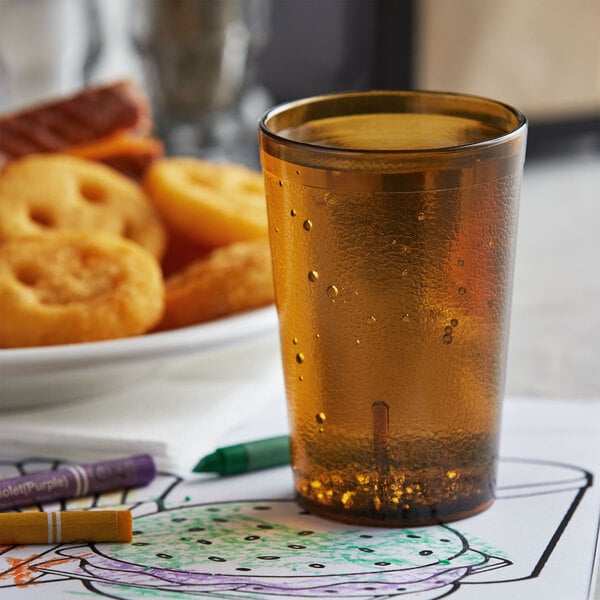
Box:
259, 91, 527, 526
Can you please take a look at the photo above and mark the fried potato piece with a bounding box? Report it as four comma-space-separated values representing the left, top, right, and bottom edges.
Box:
160, 233, 211, 278
157, 239, 274, 331
0, 232, 165, 348
66, 130, 164, 181
143, 157, 268, 247
0, 154, 166, 258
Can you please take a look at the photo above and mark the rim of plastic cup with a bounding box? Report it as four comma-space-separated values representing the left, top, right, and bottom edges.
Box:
259, 89, 527, 157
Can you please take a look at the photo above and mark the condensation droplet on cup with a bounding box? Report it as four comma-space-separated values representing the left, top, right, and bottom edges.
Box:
295, 169, 300, 175
296, 352, 305, 364
450, 319, 459, 327
458, 287, 467, 295
292, 337, 298, 345
444, 326, 453, 334
487, 300, 495, 308
401, 245, 410, 254
303, 220, 312, 231
401, 269, 408, 277
457, 259, 465, 267
401, 313, 410, 322
308, 270, 319, 282
299, 375, 304, 382
367, 315, 377, 324
443, 334, 453, 344
417, 212, 426, 221
326, 285, 339, 299
290, 208, 297, 217
316, 412, 326, 424
355, 339, 361, 345
315, 333, 321, 340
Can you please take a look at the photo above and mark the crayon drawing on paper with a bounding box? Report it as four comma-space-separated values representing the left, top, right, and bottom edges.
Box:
0, 457, 593, 599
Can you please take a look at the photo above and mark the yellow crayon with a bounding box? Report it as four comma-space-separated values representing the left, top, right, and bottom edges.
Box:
0, 510, 132, 544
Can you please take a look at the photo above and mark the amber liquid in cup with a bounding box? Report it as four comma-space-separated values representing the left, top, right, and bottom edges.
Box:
259, 92, 527, 526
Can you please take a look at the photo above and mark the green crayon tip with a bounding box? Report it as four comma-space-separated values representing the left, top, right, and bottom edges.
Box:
192, 435, 291, 476
194, 453, 224, 473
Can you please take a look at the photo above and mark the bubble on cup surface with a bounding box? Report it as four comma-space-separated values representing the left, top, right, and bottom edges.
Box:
326, 285, 339, 299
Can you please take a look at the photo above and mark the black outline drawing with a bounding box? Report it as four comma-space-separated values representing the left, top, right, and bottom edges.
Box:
0, 457, 594, 599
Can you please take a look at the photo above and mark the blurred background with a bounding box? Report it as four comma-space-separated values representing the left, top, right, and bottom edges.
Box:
0, 0, 599, 400
1, 0, 598, 161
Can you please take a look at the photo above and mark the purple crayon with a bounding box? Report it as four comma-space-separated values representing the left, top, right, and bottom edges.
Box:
0, 455, 156, 511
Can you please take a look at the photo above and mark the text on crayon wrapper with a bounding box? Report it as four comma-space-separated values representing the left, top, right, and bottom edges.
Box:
0, 475, 69, 498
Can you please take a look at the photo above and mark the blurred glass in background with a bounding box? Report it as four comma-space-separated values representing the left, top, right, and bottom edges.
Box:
126, 0, 273, 162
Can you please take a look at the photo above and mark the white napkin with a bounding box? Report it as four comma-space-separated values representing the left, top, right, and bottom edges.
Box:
0, 333, 286, 475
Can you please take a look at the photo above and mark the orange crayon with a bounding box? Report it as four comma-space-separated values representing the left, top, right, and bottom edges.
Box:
0, 510, 132, 544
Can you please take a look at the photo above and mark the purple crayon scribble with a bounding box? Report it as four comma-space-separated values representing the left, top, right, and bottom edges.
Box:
47, 546, 504, 597
38, 500, 511, 599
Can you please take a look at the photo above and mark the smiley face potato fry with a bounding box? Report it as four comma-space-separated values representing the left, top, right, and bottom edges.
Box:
0, 154, 167, 259
0, 232, 164, 348
143, 158, 268, 247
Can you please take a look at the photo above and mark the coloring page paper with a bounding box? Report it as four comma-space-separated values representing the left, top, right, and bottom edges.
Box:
0, 397, 599, 599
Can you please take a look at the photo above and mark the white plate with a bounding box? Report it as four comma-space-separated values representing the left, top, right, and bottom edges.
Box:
0, 306, 279, 411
